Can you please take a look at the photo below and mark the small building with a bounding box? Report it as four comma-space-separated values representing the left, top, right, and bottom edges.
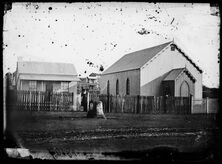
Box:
14, 61, 79, 110
99, 41, 203, 113
88, 73, 101, 91
14, 61, 79, 92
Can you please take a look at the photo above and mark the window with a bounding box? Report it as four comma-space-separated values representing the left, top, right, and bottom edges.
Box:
29, 81, 37, 91
116, 79, 119, 95
107, 80, 110, 95
126, 78, 130, 95
61, 82, 69, 92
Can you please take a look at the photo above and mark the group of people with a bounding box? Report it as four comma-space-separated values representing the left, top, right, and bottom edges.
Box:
87, 100, 107, 119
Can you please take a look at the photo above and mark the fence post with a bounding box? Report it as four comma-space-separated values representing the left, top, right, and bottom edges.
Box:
134, 96, 136, 113
72, 93, 74, 111
121, 96, 124, 113
87, 92, 89, 112
116, 95, 118, 113
140, 96, 142, 114
109, 95, 111, 113
29, 91, 31, 111
153, 97, 155, 114
137, 95, 140, 114
190, 96, 193, 114
106, 95, 108, 113
38, 91, 40, 111
206, 97, 209, 114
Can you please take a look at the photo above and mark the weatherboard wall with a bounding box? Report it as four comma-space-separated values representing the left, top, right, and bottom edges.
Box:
99, 69, 140, 96
140, 44, 202, 102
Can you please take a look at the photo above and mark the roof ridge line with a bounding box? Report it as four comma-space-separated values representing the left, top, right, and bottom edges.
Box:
125, 41, 173, 56
103, 41, 172, 75
18, 61, 74, 65
140, 41, 172, 69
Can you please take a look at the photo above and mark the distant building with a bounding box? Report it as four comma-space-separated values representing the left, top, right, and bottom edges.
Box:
88, 73, 101, 91
75, 73, 101, 111
99, 41, 203, 103
77, 73, 101, 94
14, 61, 79, 93
14, 61, 79, 110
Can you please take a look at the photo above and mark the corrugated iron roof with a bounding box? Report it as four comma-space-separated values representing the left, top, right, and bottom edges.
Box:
102, 41, 172, 75
19, 74, 79, 81
163, 68, 185, 81
17, 61, 77, 76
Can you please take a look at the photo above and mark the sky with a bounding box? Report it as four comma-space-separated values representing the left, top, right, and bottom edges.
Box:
3, 2, 220, 88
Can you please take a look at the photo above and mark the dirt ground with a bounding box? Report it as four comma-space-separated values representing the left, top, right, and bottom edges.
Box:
5, 110, 221, 161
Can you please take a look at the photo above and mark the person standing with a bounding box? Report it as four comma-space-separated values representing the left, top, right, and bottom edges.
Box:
96, 101, 107, 119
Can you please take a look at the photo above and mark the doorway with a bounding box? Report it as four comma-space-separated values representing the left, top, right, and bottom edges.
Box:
45, 82, 53, 107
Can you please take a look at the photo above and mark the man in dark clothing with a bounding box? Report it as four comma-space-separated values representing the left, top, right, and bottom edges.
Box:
81, 90, 88, 112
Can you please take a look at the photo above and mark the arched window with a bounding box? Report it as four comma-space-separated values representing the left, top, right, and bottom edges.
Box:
116, 79, 119, 95
107, 80, 110, 95
126, 78, 130, 95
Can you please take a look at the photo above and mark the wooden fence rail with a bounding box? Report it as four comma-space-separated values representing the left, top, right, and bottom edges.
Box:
16, 90, 73, 111
99, 94, 191, 114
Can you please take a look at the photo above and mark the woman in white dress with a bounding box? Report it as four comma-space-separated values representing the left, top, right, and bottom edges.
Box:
96, 101, 107, 119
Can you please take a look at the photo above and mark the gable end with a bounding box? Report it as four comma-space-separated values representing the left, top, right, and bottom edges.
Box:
172, 44, 203, 74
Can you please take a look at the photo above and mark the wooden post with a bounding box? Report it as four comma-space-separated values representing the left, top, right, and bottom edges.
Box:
190, 95, 193, 114
29, 91, 31, 111
72, 92, 74, 111
121, 96, 124, 113
134, 96, 136, 113
38, 91, 40, 111
206, 97, 209, 114
116, 95, 118, 113
140, 96, 142, 114
137, 95, 140, 114
107, 94, 110, 113
87, 91, 89, 112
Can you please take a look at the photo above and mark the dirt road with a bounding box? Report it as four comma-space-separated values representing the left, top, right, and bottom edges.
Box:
5, 111, 221, 161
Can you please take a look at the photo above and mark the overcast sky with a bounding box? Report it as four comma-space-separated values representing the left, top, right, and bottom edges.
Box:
3, 2, 220, 88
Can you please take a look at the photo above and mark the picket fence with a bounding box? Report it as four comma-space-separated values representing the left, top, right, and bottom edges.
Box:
98, 94, 191, 114
16, 90, 73, 111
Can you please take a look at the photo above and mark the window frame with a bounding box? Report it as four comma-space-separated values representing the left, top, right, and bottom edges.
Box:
116, 79, 119, 95
29, 80, 37, 91
61, 82, 69, 92
126, 78, 130, 95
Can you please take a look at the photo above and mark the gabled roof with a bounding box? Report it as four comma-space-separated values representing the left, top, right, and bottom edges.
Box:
89, 73, 101, 77
17, 61, 79, 81
102, 41, 172, 75
17, 61, 77, 76
102, 41, 203, 75
163, 68, 196, 82
163, 68, 185, 81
